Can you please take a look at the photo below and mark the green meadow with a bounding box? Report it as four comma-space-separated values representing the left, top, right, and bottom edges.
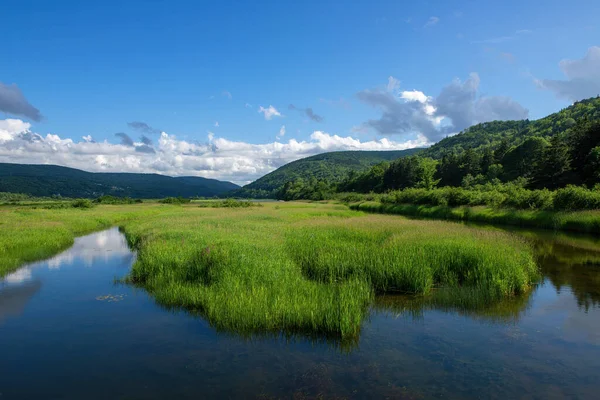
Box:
0, 202, 539, 341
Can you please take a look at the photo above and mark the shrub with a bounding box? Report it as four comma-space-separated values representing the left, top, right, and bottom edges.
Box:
159, 197, 191, 205
71, 199, 94, 208
554, 185, 600, 210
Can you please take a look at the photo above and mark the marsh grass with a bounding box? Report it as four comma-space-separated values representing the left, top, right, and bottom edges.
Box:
1, 202, 540, 342
351, 202, 600, 234
119, 203, 539, 341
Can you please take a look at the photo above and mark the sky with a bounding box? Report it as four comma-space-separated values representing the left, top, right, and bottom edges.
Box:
1, 0, 599, 185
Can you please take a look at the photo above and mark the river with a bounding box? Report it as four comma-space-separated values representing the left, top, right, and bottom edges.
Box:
1, 226, 599, 399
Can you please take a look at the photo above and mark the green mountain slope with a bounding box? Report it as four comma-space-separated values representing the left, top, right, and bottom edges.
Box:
0, 163, 240, 198
234, 149, 423, 198
333, 96, 600, 195
422, 96, 600, 159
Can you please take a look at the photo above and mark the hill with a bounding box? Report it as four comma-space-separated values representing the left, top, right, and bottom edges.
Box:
233, 149, 424, 198
0, 163, 240, 198
280, 96, 600, 199
422, 96, 600, 159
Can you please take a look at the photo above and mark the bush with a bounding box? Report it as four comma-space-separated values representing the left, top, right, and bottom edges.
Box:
71, 199, 94, 208
159, 197, 191, 205
94, 195, 141, 204
554, 185, 600, 210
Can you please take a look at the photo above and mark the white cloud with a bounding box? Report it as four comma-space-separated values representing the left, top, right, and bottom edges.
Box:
535, 46, 600, 101
245, 103, 253, 108
258, 105, 282, 120
279, 125, 286, 137
424, 16, 439, 28
400, 90, 430, 104
356, 73, 528, 141
0, 119, 426, 185
222, 90, 232, 99
214, 121, 219, 127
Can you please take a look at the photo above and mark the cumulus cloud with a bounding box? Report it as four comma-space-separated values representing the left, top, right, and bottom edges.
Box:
424, 16, 439, 28
0, 118, 427, 185
127, 121, 161, 135
535, 46, 600, 102
279, 125, 286, 137
288, 104, 324, 122
258, 105, 282, 120
356, 73, 529, 141
0, 82, 42, 122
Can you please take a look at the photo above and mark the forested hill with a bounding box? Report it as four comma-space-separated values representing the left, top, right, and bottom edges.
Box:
0, 163, 240, 198
234, 149, 423, 198
277, 96, 600, 200
422, 96, 600, 159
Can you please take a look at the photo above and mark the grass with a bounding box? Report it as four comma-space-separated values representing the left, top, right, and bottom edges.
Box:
0, 202, 540, 343
350, 201, 600, 234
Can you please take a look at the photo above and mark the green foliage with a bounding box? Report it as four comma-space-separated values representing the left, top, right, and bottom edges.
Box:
197, 199, 262, 208
158, 197, 191, 204
71, 199, 94, 208
277, 177, 335, 201
94, 195, 142, 204
233, 149, 423, 198
553, 185, 600, 211
0, 163, 239, 198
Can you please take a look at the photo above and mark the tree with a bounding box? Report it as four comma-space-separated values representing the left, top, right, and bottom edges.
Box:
502, 137, 549, 181
538, 134, 572, 189
416, 158, 440, 190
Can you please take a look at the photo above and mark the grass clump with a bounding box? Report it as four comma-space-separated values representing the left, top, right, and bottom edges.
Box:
287, 218, 537, 300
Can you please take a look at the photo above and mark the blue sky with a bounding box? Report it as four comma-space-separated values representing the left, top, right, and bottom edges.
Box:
1, 0, 599, 183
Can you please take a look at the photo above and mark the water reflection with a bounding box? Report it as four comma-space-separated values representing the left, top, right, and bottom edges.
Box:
0, 280, 42, 323
0, 228, 133, 286
45, 227, 133, 269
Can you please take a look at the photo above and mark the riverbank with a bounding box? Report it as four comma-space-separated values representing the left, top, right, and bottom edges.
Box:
349, 202, 600, 234
0, 204, 162, 277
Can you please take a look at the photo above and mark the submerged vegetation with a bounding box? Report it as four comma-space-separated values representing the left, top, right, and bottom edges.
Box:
0, 202, 539, 343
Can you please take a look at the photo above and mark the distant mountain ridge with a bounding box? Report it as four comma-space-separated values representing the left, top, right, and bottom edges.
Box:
0, 163, 239, 198
233, 148, 424, 198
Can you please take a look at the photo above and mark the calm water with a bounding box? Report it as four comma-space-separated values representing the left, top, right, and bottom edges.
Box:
1, 227, 600, 399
